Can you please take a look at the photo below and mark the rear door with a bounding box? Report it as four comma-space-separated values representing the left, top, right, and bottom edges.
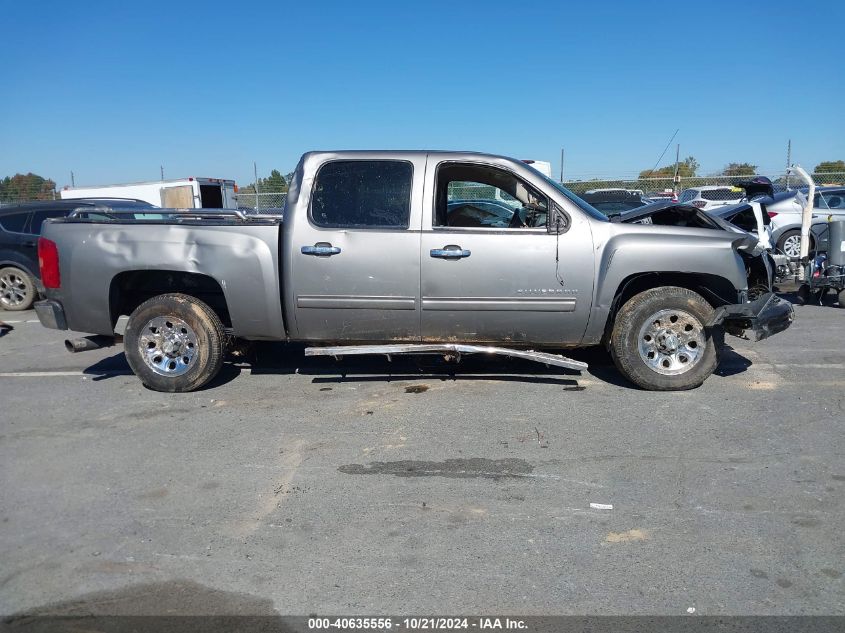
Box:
420, 158, 595, 345
288, 157, 423, 341
0, 211, 36, 274
199, 183, 224, 208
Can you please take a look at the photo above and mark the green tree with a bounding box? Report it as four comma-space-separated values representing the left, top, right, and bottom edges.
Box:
814, 160, 845, 174
240, 169, 289, 194
721, 162, 757, 176
639, 156, 699, 179
263, 169, 287, 193
0, 173, 56, 203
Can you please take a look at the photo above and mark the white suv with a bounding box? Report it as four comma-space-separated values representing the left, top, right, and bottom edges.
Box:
678, 186, 743, 210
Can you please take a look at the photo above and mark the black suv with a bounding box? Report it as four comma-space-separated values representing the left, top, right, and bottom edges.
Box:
0, 198, 153, 311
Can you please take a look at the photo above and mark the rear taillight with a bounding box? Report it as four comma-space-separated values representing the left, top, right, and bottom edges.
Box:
38, 237, 60, 289
767, 211, 778, 218
691, 200, 706, 208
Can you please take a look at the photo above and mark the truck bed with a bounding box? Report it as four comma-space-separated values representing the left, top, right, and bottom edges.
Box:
41, 210, 286, 339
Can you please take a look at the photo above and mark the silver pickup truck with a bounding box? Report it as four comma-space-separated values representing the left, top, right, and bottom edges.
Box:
35, 150, 793, 392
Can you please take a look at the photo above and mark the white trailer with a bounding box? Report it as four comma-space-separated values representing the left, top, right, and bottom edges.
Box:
60, 177, 238, 209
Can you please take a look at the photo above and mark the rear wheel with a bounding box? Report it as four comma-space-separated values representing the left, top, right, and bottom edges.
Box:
610, 286, 719, 390
124, 293, 226, 392
777, 229, 813, 259
0, 266, 36, 311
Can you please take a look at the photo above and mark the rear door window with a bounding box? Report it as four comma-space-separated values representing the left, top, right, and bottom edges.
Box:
0, 212, 30, 233
701, 189, 741, 201
821, 190, 845, 209
311, 160, 413, 229
29, 210, 69, 234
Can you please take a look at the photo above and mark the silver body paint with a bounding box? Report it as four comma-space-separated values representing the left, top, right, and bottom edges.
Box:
41, 151, 754, 347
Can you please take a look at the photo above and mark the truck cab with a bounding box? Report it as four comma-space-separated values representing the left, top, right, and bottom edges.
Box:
283, 152, 595, 346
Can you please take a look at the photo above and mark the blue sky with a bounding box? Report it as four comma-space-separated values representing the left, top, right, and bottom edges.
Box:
2, 0, 843, 188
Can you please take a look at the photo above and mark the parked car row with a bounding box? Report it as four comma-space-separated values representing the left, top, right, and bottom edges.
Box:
575, 179, 845, 264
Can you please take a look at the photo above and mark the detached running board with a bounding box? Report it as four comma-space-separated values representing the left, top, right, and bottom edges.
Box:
304, 343, 588, 372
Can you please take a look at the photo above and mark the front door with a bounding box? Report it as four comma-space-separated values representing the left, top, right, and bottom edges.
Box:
288, 157, 423, 342
420, 159, 595, 346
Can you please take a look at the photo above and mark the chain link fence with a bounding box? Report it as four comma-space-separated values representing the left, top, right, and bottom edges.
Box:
3, 172, 844, 209
233, 191, 288, 211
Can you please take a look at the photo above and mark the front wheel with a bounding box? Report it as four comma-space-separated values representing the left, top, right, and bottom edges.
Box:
610, 286, 719, 390
124, 293, 226, 392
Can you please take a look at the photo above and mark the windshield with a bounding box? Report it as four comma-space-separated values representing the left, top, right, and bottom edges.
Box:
538, 174, 609, 221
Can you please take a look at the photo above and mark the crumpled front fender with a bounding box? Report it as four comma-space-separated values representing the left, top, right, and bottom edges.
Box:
708, 292, 794, 342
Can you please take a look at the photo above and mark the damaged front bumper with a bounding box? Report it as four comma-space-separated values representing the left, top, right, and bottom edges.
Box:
709, 292, 794, 342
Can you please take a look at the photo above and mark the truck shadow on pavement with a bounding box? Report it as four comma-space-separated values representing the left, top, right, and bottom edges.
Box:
3, 579, 289, 631
82, 340, 753, 390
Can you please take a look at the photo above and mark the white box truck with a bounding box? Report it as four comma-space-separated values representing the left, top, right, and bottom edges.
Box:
60, 177, 238, 209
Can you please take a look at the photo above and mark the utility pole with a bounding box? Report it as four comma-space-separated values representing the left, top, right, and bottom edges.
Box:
160, 166, 164, 180
70, 171, 75, 187
672, 144, 681, 195
560, 148, 565, 183
785, 139, 792, 189
254, 161, 260, 209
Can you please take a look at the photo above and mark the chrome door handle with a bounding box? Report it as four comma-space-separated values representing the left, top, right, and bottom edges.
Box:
301, 244, 341, 256
430, 247, 471, 259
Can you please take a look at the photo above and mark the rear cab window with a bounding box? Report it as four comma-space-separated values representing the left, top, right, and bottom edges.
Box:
310, 160, 413, 229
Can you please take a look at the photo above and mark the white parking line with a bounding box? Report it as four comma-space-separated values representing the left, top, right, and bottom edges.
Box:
0, 319, 40, 324
773, 363, 845, 369
0, 371, 131, 377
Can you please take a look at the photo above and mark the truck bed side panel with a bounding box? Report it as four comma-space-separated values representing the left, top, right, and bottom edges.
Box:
43, 222, 284, 339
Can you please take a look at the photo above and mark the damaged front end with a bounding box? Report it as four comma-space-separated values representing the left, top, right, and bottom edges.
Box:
715, 235, 794, 341
709, 292, 794, 342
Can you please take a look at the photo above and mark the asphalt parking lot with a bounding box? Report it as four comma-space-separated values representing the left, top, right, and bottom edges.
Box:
1, 294, 843, 617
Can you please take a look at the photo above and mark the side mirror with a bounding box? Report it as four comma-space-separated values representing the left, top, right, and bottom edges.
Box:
547, 203, 569, 234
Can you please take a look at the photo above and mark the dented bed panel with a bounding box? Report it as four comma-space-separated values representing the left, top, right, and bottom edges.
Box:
42, 222, 284, 339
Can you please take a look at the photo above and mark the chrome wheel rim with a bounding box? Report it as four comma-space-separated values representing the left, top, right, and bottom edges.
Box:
0, 271, 29, 308
638, 309, 705, 375
782, 234, 801, 258
138, 316, 198, 377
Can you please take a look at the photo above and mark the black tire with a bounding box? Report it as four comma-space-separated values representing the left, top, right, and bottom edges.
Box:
0, 266, 36, 311
795, 284, 810, 306
777, 229, 813, 259
124, 293, 226, 393
610, 286, 719, 391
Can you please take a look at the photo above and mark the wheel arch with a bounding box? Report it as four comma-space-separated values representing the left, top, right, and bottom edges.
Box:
0, 259, 38, 279
109, 270, 232, 329
601, 271, 739, 346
